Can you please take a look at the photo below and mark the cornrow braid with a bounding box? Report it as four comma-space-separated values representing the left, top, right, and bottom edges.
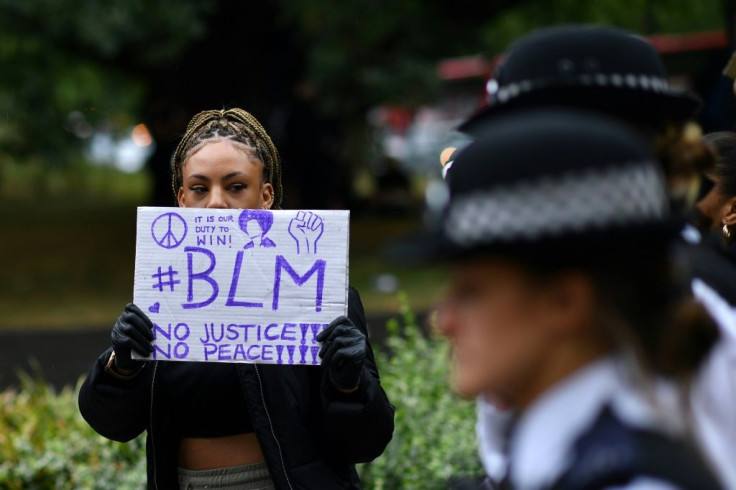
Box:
172, 108, 283, 208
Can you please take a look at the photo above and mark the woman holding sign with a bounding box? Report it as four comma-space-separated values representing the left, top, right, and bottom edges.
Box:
79, 108, 394, 489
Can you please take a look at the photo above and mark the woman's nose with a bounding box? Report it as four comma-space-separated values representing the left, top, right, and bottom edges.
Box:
206, 187, 228, 209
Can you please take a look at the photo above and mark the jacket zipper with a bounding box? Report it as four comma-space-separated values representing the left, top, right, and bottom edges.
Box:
150, 361, 159, 490
254, 364, 294, 490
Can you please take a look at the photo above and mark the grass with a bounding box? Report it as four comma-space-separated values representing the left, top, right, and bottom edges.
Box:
1, 197, 138, 329
0, 182, 445, 330
349, 216, 447, 312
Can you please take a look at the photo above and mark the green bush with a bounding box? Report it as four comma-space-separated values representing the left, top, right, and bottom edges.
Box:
358, 293, 483, 489
0, 371, 146, 489
0, 297, 482, 488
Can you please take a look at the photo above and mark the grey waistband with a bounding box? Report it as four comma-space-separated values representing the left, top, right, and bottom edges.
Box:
178, 462, 274, 490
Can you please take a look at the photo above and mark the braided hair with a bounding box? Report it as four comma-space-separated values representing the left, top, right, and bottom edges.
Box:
172, 108, 284, 208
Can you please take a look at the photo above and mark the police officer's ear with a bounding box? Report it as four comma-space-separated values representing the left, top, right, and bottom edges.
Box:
537, 272, 596, 338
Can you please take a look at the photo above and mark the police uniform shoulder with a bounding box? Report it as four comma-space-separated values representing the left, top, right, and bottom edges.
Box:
551, 405, 723, 490
676, 241, 736, 306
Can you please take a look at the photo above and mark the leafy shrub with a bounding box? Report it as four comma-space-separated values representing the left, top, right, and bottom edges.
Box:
358, 293, 483, 489
0, 296, 482, 488
0, 371, 145, 489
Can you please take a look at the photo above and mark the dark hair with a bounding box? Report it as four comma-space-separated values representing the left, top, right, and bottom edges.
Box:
172, 108, 284, 208
704, 131, 736, 198
524, 249, 718, 381
594, 254, 717, 379
238, 209, 273, 235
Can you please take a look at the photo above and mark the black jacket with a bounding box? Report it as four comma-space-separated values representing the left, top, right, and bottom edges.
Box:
78, 287, 394, 489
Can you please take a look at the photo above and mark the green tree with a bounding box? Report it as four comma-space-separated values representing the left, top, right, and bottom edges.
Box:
0, 0, 213, 167
279, 0, 726, 119
277, 0, 523, 117
479, 0, 727, 53
0, 0, 727, 185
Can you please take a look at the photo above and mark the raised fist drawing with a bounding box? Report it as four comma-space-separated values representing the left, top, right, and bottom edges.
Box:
288, 211, 324, 254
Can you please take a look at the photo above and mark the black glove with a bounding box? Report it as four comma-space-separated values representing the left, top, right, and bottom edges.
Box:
317, 316, 367, 390
111, 303, 154, 370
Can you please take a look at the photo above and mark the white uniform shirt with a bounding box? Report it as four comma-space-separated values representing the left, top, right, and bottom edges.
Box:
507, 358, 681, 489
690, 279, 736, 488
477, 281, 736, 489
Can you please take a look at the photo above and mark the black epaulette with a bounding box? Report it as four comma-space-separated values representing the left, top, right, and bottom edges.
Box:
548, 406, 723, 490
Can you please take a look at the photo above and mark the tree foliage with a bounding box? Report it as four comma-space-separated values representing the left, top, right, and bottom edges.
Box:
0, 0, 728, 170
276, 0, 519, 115
478, 0, 727, 54
0, 0, 213, 165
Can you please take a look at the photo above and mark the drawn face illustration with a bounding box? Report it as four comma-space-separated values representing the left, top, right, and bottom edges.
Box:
177, 140, 274, 210
245, 219, 263, 238
238, 209, 275, 249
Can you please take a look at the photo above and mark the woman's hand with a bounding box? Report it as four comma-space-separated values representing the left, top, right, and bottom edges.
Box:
317, 316, 366, 391
111, 303, 154, 370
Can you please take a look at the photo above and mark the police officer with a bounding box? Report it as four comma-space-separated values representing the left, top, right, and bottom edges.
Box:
456, 26, 736, 488
429, 109, 723, 489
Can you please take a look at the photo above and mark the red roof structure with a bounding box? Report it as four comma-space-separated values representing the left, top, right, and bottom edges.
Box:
437, 30, 730, 81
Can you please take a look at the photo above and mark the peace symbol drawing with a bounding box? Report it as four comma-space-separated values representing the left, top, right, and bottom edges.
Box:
151, 212, 188, 249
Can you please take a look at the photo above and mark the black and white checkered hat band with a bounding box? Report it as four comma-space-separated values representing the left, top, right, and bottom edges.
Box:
444, 163, 667, 245
487, 73, 671, 105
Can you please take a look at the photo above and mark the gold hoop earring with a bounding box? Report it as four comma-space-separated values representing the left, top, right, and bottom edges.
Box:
723, 224, 731, 239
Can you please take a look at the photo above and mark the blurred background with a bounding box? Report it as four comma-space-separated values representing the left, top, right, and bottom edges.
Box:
1, 0, 736, 386
4, 1, 736, 487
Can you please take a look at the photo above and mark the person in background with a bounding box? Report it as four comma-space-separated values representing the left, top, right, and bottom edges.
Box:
454, 26, 736, 488
722, 51, 736, 98
696, 132, 736, 249
373, 156, 412, 215
434, 109, 722, 489
78, 108, 394, 489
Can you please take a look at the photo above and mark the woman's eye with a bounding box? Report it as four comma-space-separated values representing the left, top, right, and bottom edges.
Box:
190, 185, 207, 194
229, 183, 246, 192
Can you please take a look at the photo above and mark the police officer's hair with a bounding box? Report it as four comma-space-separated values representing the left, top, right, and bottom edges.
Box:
524, 251, 718, 381
592, 255, 717, 380
654, 121, 715, 185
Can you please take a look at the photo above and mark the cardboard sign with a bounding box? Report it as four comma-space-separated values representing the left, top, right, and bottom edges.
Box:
133, 207, 349, 365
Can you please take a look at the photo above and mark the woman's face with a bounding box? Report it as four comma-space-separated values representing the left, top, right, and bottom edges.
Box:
437, 258, 596, 406
177, 140, 274, 210
694, 174, 732, 231
438, 259, 551, 402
